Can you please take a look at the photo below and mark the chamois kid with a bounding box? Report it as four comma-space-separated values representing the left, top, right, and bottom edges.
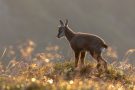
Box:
57, 20, 108, 71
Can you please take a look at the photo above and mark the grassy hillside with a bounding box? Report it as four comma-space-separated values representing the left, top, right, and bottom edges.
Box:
0, 41, 134, 90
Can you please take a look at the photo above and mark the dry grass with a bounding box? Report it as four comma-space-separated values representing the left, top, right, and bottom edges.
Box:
0, 40, 134, 90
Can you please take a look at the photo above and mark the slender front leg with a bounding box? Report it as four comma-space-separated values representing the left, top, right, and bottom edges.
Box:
80, 51, 86, 66
74, 51, 80, 68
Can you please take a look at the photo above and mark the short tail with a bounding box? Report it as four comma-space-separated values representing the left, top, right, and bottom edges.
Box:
103, 44, 108, 49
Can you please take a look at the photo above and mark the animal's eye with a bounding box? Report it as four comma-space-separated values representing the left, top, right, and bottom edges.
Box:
60, 29, 63, 31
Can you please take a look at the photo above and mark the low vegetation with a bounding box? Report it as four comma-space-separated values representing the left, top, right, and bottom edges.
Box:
0, 40, 134, 90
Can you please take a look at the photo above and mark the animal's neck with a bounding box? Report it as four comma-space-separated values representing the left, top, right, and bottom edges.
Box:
64, 27, 75, 41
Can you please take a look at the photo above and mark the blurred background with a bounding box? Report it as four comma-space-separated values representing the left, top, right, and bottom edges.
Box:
0, 0, 134, 63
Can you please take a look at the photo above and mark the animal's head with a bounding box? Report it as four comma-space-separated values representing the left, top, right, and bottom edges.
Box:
57, 19, 68, 38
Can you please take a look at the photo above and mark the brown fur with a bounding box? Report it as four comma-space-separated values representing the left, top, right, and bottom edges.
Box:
57, 20, 108, 71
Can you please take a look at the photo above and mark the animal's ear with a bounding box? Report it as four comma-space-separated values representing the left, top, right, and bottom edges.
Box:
65, 19, 68, 26
59, 20, 64, 26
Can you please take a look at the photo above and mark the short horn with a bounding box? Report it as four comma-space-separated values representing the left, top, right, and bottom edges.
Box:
60, 20, 64, 26
65, 19, 68, 26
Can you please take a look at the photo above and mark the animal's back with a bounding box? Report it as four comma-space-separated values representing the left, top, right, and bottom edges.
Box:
70, 33, 107, 51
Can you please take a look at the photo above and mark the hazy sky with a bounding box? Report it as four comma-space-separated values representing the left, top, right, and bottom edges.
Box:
0, 0, 135, 60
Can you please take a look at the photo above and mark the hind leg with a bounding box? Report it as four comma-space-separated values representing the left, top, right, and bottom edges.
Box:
89, 50, 101, 70
89, 49, 107, 71
98, 56, 107, 71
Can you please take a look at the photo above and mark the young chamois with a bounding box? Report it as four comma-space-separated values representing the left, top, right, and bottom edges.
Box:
57, 19, 108, 71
